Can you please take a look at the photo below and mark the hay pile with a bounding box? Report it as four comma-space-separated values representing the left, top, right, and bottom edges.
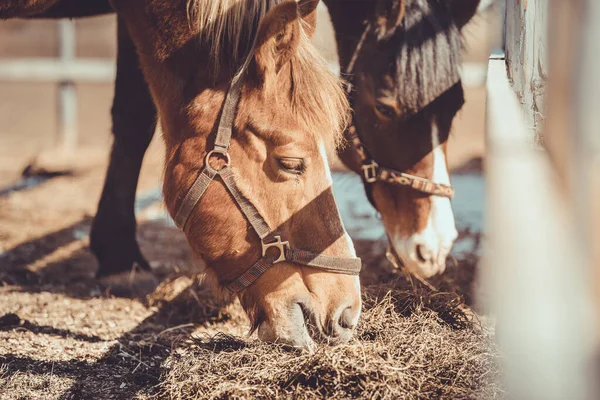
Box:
157, 285, 503, 399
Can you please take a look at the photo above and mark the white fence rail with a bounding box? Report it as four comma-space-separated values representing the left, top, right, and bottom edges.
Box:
0, 58, 114, 81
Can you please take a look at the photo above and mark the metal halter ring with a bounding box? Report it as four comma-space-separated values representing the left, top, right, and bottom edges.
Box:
361, 161, 378, 183
261, 235, 290, 264
204, 149, 231, 173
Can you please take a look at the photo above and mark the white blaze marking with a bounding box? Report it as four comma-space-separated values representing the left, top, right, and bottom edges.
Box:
318, 141, 334, 185
428, 121, 457, 257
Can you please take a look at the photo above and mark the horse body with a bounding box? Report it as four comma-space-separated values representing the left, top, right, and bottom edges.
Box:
324, 0, 480, 278
1, 0, 361, 349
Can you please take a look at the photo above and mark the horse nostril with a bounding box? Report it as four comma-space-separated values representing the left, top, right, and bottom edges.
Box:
416, 244, 429, 263
338, 306, 356, 330
297, 301, 320, 335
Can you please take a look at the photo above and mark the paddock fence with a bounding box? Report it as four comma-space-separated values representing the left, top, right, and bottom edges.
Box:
0, 20, 114, 150
0, 9, 491, 152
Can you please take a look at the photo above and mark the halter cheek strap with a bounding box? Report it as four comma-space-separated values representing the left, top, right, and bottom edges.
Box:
174, 71, 361, 294
346, 125, 455, 198
343, 23, 455, 199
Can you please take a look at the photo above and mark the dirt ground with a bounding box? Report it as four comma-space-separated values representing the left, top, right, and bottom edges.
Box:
0, 7, 496, 400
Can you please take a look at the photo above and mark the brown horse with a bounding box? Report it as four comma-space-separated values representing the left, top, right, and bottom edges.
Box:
37, 0, 481, 283
1, 0, 362, 349
324, 0, 480, 278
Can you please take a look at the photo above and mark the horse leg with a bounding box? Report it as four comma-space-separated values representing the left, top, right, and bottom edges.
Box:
90, 17, 157, 278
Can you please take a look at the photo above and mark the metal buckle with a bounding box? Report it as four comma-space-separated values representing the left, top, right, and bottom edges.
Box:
361, 161, 378, 183
205, 149, 231, 172
261, 235, 290, 264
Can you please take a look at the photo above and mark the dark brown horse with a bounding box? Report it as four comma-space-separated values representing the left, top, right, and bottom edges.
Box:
324, 0, 481, 278
1, 0, 362, 349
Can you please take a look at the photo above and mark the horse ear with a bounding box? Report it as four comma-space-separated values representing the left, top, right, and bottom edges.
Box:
450, 0, 480, 29
375, 0, 405, 39
297, 0, 320, 38
252, 0, 302, 80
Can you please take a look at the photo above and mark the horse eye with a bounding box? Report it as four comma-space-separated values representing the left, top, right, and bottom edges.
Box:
277, 158, 306, 175
375, 103, 395, 119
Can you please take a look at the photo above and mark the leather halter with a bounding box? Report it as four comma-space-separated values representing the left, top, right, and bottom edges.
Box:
343, 23, 455, 199
173, 69, 361, 294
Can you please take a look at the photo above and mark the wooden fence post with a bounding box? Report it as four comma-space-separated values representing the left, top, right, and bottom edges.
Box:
504, 0, 547, 147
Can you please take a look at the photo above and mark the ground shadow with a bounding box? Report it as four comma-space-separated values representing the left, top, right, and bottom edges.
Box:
0, 278, 235, 399
0, 313, 105, 343
0, 217, 192, 299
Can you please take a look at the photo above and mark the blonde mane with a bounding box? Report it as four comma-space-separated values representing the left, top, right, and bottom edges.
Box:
288, 26, 349, 151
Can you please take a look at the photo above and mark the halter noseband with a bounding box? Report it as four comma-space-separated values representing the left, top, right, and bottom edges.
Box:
343, 23, 455, 199
173, 69, 361, 294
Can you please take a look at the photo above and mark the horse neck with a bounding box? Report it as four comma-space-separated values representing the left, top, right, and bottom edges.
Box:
322, 0, 374, 68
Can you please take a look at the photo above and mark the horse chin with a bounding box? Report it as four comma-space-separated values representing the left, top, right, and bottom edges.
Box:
254, 296, 356, 350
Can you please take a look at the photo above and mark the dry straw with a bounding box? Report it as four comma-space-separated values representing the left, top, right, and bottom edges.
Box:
156, 283, 503, 400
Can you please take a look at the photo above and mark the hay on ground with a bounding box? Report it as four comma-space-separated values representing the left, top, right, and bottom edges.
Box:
158, 285, 503, 400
